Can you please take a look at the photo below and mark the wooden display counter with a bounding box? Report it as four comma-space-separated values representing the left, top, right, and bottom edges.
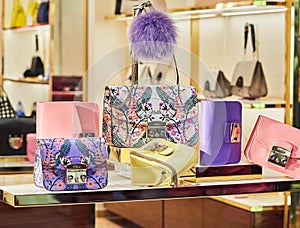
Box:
104, 193, 286, 228
0, 201, 93, 227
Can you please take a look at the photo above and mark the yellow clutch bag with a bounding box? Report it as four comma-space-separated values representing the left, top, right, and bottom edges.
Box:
130, 139, 198, 187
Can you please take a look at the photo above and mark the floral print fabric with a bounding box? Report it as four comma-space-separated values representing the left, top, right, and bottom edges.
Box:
37, 137, 108, 191
103, 85, 199, 148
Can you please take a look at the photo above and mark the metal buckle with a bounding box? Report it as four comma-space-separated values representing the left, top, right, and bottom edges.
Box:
79, 133, 95, 137
8, 134, 23, 150
143, 142, 174, 156
66, 164, 87, 184
268, 146, 291, 168
230, 122, 241, 143
147, 121, 166, 139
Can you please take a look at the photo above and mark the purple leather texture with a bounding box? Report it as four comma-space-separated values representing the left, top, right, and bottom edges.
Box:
200, 100, 242, 166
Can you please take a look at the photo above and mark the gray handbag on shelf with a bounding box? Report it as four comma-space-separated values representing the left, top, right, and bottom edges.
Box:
231, 23, 268, 99
204, 69, 232, 98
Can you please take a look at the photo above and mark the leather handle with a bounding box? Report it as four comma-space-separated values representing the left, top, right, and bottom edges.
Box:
244, 23, 256, 53
35, 34, 39, 52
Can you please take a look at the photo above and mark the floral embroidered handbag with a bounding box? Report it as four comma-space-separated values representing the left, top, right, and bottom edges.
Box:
37, 137, 108, 191
103, 3, 199, 148
102, 73, 199, 148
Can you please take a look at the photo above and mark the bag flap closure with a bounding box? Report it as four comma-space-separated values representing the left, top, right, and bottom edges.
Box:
253, 115, 300, 159
224, 122, 241, 143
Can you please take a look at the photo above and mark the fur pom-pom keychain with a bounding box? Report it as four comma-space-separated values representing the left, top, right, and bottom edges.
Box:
129, 8, 177, 61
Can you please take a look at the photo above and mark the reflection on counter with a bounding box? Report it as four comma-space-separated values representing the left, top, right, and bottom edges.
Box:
0, 174, 33, 186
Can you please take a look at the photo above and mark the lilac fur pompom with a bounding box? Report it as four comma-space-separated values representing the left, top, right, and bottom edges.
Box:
129, 10, 177, 61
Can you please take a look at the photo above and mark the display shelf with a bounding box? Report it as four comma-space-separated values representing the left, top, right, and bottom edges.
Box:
237, 97, 286, 108
51, 91, 83, 96
3, 77, 49, 85
0, 171, 298, 207
0, 156, 33, 173
198, 96, 286, 108
105, 5, 287, 21
3, 23, 50, 32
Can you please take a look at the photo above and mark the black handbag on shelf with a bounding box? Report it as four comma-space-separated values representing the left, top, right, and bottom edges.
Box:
0, 117, 36, 156
23, 34, 44, 77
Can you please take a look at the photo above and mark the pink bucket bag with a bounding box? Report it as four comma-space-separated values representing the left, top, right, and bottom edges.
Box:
244, 115, 300, 178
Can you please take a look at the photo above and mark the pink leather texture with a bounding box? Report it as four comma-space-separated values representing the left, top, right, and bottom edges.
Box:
26, 133, 36, 163
244, 115, 300, 178
36, 102, 100, 138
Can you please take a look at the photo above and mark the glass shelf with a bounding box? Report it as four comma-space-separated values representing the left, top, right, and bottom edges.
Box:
0, 171, 298, 208
3, 77, 49, 85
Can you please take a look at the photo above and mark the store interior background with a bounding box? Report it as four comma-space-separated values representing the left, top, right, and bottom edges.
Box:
1, 0, 290, 153
0, 0, 297, 227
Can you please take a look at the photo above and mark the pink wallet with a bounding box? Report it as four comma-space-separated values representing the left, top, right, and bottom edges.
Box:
244, 115, 300, 178
36, 101, 100, 138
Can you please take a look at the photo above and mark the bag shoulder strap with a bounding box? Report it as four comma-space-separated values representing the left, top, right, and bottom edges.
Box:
244, 23, 257, 57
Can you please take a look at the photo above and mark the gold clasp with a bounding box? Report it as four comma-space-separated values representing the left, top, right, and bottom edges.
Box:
230, 122, 241, 143
66, 164, 87, 184
147, 121, 166, 139
268, 146, 291, 168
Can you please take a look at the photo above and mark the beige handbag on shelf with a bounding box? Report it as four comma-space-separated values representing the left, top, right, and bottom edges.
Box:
130, 139, 198, 187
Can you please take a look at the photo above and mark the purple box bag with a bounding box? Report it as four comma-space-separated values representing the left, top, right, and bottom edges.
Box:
200, 100, 242, 166
37, 137, 108, 191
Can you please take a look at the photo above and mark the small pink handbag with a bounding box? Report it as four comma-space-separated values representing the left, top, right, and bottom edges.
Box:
244, 115, 300, 178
